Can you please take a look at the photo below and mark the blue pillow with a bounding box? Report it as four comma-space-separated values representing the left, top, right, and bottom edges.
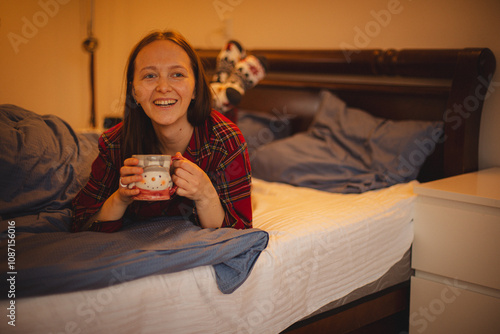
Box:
236, 109, 293, 157
251, 91, 443, 193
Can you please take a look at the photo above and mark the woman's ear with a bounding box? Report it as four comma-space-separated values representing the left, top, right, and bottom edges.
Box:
131, 83, 136, 99
130, 84, 140, 106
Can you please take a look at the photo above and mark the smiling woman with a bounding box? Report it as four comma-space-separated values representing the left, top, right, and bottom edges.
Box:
71, 30, 253, 233
132, 40, 196, 151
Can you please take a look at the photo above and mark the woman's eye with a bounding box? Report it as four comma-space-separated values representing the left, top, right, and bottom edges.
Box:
143, 73, 156, 79
172, 72, 185, 78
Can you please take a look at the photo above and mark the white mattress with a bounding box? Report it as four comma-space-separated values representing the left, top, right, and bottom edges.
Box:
2, 179, 415, 334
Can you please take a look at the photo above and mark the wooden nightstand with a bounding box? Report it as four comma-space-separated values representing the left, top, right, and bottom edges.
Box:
409, 167, 500, 334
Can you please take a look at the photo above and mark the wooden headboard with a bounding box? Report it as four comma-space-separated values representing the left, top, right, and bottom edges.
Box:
198, 48, 496, 182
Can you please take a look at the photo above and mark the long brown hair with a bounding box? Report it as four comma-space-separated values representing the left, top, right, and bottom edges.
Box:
121, 30, 212, 159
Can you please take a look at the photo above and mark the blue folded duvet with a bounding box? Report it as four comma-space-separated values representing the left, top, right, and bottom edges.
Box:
1, 217, 268, 298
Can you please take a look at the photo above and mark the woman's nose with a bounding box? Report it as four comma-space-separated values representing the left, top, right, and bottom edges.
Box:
156, 77, 171, 93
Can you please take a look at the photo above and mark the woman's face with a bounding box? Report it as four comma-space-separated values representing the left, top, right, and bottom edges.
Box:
132, 40, 196, 131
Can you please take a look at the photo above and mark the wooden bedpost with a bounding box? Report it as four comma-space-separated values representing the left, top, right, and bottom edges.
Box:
443, 48, 496, 177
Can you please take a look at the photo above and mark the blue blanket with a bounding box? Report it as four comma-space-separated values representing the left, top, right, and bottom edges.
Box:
0, 217, 268, 297
0, 105, 268, 298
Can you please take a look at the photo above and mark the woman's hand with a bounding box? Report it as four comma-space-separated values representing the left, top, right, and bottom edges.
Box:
171, 152, 225, 228
171, 153, 215, 202
83, 158, 143, 229
117, 157, 143, 204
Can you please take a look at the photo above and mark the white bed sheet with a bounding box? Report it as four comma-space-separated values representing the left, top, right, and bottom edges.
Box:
2, 179, 415, 334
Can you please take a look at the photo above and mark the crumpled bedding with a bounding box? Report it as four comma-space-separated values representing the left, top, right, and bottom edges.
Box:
0, 105, 268, 297
0, 104, 99, 229
0, 216, 268, 297
251, 91, 443, 193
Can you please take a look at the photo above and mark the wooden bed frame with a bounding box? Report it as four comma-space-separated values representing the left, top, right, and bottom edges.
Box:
198, 48, 496, 333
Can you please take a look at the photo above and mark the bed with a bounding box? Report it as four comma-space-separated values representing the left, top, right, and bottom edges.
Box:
0, 47, 495, 333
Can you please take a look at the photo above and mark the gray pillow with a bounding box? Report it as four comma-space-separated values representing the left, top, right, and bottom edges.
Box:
237, 109, 293, 157
251, 91, 443, 193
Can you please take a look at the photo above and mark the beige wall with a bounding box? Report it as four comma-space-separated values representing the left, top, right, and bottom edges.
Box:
1, 0, 499, 169
0, 0, 88, 127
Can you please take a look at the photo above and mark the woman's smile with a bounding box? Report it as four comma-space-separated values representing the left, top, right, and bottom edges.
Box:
132, 40, 196, 129
153, 99, 177, 107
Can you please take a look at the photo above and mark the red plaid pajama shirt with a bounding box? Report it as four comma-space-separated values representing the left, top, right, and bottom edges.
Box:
72, 110, 252, 232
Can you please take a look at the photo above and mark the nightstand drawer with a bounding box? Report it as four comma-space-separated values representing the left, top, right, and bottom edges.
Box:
413, 196, 500, 290
409, 276, 500, 334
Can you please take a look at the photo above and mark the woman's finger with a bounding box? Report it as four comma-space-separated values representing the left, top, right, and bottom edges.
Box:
119, 158, 143, 190
124, 157, 139, 166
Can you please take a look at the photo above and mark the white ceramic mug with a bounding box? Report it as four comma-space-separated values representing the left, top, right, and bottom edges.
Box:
129, 155, 178, 201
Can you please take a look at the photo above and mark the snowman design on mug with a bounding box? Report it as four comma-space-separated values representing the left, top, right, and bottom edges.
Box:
138, 166, 173, 191
131, 155, 177, 201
